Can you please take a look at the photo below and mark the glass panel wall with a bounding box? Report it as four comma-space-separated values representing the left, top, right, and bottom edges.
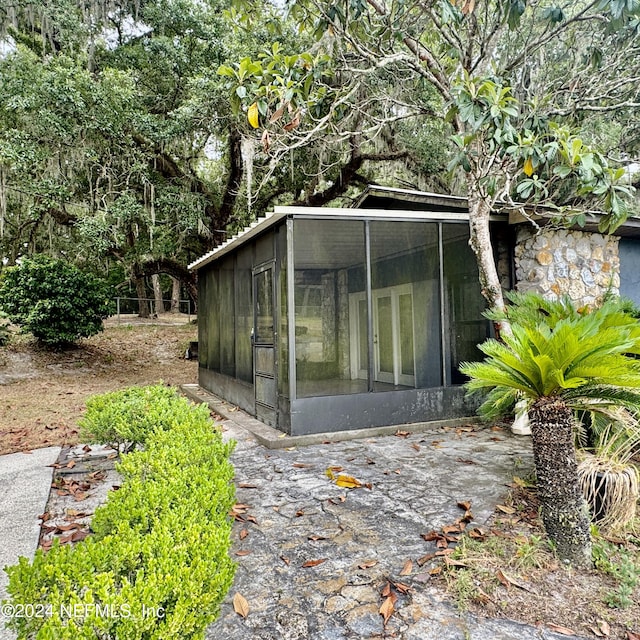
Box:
235, 246, 253, 383
294, 219, 367, 397
369, 221, 441, 390
198, 267, 220, 372
442, 224, 490, 384
219, 256, 235, 377
276, 224, 289, 398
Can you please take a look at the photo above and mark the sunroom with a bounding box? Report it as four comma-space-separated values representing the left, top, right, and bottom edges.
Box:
189, 194, 505, 435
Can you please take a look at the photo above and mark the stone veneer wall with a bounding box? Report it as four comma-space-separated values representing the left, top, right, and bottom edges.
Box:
514, 227, 620, 306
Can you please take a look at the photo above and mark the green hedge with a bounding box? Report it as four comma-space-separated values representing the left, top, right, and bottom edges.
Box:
79, 384, 196, 451
4, 387, 236, 640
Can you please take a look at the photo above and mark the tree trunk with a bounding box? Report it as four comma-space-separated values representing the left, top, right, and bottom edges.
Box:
529, 396, 592, 568
170, 277, 180, 313
151, 274, 163, 315
466, 185, 506, 308
134, 268, 150, 318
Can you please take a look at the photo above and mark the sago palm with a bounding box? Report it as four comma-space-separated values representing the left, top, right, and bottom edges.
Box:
461, 292, 640, 567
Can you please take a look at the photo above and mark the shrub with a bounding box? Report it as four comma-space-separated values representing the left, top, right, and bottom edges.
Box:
3, 388, 236, 640
0, 255, 114, 348
79, 384, 191, 451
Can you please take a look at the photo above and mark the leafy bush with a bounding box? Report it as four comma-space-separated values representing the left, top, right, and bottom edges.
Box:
4, 388, 236, 640
0, 255, 114, 348
0, 312, 9, 346
79, 384, 192, 451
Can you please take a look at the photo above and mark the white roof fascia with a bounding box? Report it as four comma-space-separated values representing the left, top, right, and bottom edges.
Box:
188, 204, 505, 271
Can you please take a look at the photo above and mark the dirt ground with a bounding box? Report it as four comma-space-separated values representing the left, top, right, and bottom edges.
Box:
0, 314, 197, 455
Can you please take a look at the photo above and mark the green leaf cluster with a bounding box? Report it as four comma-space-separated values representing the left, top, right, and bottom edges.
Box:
0, 255, 114, 348
218, 42, 333, 127
461, 292, 640, 420
3, 387, 236, 640
79, 384, 196, 451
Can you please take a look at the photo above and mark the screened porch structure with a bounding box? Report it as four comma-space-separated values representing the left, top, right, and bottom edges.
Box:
190, 202, 495, 435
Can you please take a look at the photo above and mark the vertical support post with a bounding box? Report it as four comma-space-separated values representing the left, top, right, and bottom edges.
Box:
286, 217, 297, 402
116, 297, 120, 324
438, 223, 448, 386
365, 221, 375, 393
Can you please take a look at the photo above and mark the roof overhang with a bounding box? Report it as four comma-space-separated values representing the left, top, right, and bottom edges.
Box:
188, 202, 508, 271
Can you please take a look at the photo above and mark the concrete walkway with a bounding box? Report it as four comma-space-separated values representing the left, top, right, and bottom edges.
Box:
0, 446, 61, 640
206, 411, 588, 640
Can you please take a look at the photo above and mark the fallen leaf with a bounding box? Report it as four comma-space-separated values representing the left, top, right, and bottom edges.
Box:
280, 556, 290, 566
416, 553, 436, 566
597, 620, 610, 636
335, 475, 363, 489
239, 529, 249, 540
399, 559, 413, 576
302, 559, 327, 568
308, 534, 327, 542
547, 623, 577, 636
392, 581, 411, 594
421, 531, 442, 542
457, 500, 472, 511
238, 482, 258, 489
233, 593, 250, 618
412, 443, 420, 452
66, 460, 76, 469
456, 457, 476, 465
495, 569, 533, 592
627, 632, 640, 640
496, 504, 516, 514
468, 527, 488, 540
379, 594, 396, 624
381, 582, 392, 598
358, 560, 378, 569
295, 510, 305, 517
55, 523, 81, 532
444, 557, 468, 568
235, 550, 251, 556
429, 566, 442, 575
82, 444, 91, 453
395, 430, 410, 438
293, 462, 313, 468
442, 523, 464, 535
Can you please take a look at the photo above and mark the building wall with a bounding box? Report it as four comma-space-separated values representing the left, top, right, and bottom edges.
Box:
514, 227, 620, 306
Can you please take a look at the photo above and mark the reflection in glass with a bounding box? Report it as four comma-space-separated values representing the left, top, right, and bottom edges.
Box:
255, 267, 274, 344
442, 224, 490, 384
294, 219, 366, 397
369, 221, 441, 390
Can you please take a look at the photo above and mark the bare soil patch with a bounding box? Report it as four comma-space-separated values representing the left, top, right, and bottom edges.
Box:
0, 315, 197, 455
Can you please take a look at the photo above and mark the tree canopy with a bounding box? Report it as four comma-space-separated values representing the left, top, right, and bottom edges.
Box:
224, 0, 640, 309
1, 1, 639, 310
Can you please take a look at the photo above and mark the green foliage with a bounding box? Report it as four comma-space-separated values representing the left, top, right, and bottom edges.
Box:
218, 42, 334, 129
79, 384, 195, 451
0, 312, 10, 346
593, 538, 640, 608
461, 292, 640, 420
3, 387, 236, 639
0, 255, 114, 348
